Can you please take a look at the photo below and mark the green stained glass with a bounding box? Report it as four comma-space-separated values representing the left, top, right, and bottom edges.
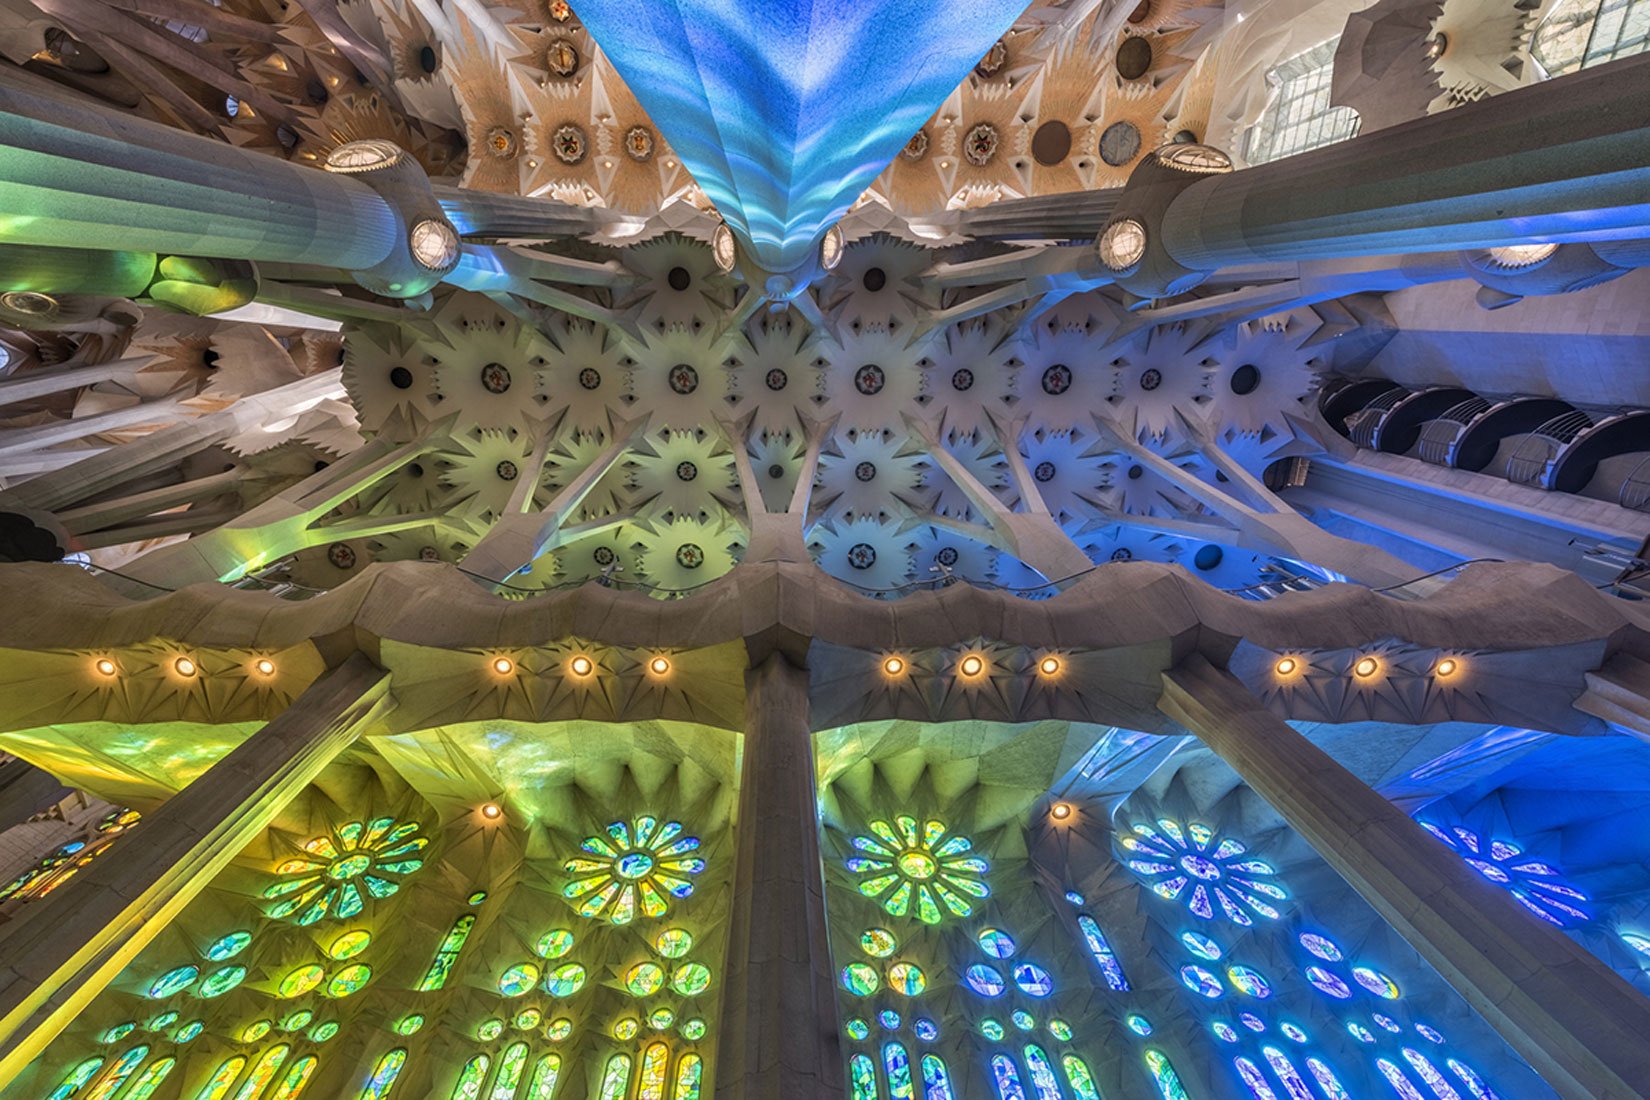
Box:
419, 915, 476, 991
598, 1054, 632, 1100
271, 1055, 318, 1100
840, 963, 878, 996
845, 1018, 869, 1040
648, 1007, 675, 1029
278, 965, 325, 999
526, 1055, 560, 1100
101, 1022, 135, 1043
883, 1043, 914, 1100
1012, 1010, 1035, 1031
849, 1054, 876, 1100
565, 817, 705, 924
329, 930, 372, 960
176, 1021, 204, 1042
613, 1018, 640, 1040
146, 965, 198, 999
860, 928, 897, 957
654, 928, 692, 957
358, 1050, 407, 1100
625, 962, 665, 996
477, 1019, 505, 1041
451, 1055, 489, 1100
193, 1055, 246, 1100
673, 1055, 703, 1100
499, 963, 541, 997
47, 1057, 104, 1100
981, 1019, 1005, 1040
242, 1021, 272, 1041
206, 932, 252, 961
1048, 1019, 1073, 1041
198, 966, 246, 998
339, 822, 365, 846
671, 962, 711, 996
638, 1043, 669, 1100
231, 1045, 288, 1100
327, 963, 372, 998
545, 1018, 572, 1041
680, 1018, 706, 1040
491, 1043, 528, 1100
1063, 1055, 1101, 1100
1145, 1050, 1190, 1100
535, 929, 575, 958
467, 890, 488, 905
394, 1014, 425, 1036
543, 963, 586, 997
888, 962, 926, 995
310, 1022, 339, 1042
145, 1011, 178, 1032
281, 1010, 314, 1032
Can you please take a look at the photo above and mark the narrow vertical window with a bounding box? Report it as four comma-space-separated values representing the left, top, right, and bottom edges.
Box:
47, 1057, 105, 1100
195, 1056, 248, 1100
492, 1043, 529, 1100
122, 1058, 176, 1100
1075, 915, 1130, 990
1234, 1058, 1279, 1100
419, 914, 477, 991
1402, 1049, 1464, 1100
358, 1050, 408, 1100
1261, 1047, 1315, 1100
849, 1054, 878, 1100
1061, 1055, 1100, 1100
271, 1055, 320, 1100
1446, 1059, 1501, 1100
672, 1054, 703, 1100
882, 1043, 913, 1100
598, 1054, 632, 1100
918, 1055, 954, 1100
452, 1054, 491, 1100
1022, 1045, 1063, 1100
1144, 1051, 1190, 1100
638, 1043, 669, 1100
232, 1045, 290, 1100
1305, 1059, 1352, 1100
991, 1055, 1028, 1100
1376, 1059, 1427, 1100
84, 1046, 148, 1100
526, 1055, 561, 1100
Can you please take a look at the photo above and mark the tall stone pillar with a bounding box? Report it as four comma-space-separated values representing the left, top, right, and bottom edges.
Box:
0, 654, 392, 1090
1159, 655, 1650, 1100
715, 652, 842, 1100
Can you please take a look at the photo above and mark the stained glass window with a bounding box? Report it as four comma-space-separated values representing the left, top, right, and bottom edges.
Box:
1234, 1057, 1279, 1100
358, 1050, 408, 1100
1123, 820, 1284, 924
199, 965, 246, 998
208, 931, 252, 961
846, 817, 989, 924
883, 1042, 914, 1100
1419, 824, 1589, 926
1446, 1059, 1500, 1100
990, 1054, 1027, 1100
920, 1055, 955, 1100
1261, 1047, 1315, 1100
271, 1055, 320, 1100
232, 1045, 289, 1100
599, 1054, 633, 1100
0, 808, 139, 905
84, 1045, 147, 1100
1377, 1059, 1428, 1100
47, 1056, 104, 1100
849, 1054, 877, 1100
1022, 1045, 1062, 1100
966, 964, 1006, 996
195, 1055, 248, 1100
527, 1055, 562, 1100
1306, 1059, 1352, 1100
492, 1042, 530, 1100
1075, 915, 1130, 990
122, 1057, 175, 1100
266, 819, 426, 924
1145, 1050, 1191, 1100
536, 929, 575, 958
451, 1055, 490, 1100
673, 1054, 703, 1100
1402, 1048, 1464, 1100
419, 914, 476, 991
147, 966, 199, 999
1063, 1055, 1101, 1100
563, 816, 704, 924
638, 1043, 670, 1100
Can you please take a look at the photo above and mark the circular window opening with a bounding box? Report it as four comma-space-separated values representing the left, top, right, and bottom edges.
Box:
389, 367, 413, 390
1098, 121, 1142, 167
1193, 544, 1225, 571
1173, 128, 1199, 144
1230, 364, 1261, 395
1127, 464, 1144, 481
667, 267, 691, 292
418, 45, 438, 73
1128, 0, 1152, 23
1032, 121, 1072, 166
863, 267, 887, 292
1116, 36, 1153, 80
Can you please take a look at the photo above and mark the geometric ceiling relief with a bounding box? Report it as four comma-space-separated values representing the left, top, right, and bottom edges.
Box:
8, 724, 734, 1100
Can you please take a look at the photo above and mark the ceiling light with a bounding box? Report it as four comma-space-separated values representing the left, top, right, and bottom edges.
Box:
569, 655, 594, 677
1038, 655, 1061, 676
959, 654, 985, 678
480, 802, 503, 820
1275, 656, 1297, 676
711, 223, 737, 273
94, 658, 117, 677
1486, 243, 1558, 269
1051, 802, 1073, 821
1434, 657, 1460, 678
174, 656, 198, 677
1352, 656, 1379, 679
492, 656, 515, 675
820, 224, 845, 271
1099, 218, 1147, 272
254, 658, 276, 676
882, 656, 906, 676
648, 656, 671, 676
409, 219, 460, 271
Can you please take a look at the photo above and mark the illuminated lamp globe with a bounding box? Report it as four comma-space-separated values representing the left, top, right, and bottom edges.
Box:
959, 654, 985, 678
409, 219, 460, 271
1038, 656, 1061, 676
254, 658, 276, 676
569, 655, 594, 677
1154, 144, 1233, 174
711, 223, 737, 273
1353, 656, 1380, 679
648, 656, 671, 676
1274, 656, 1297, 676
883, 656, 906, 676
174, 656, 198, 677
1051, 802, 1073, 821
492, 656, 515, 675
481, 802, 503, 821
1426, 33, 1449, 60
323, 139, 404, 174
1099, 219, 1147, 272
1434, 657, 1460, 678
1486, 243, 1558, 269
820, 225, 845, 271
94, 658, 118, 677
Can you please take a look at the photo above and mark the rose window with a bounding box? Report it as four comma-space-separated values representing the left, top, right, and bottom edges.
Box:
847, 816, 990, 924
1121, 819, 1286, 925
561, 815, 705, 924
265, 819, 427, 925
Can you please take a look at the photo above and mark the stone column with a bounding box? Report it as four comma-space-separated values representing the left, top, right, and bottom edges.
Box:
715, 652, 843, 1100
0, 654, 392, 1090
1159, 654, 1650, 1100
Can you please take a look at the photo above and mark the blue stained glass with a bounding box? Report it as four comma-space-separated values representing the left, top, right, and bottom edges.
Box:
915, 1018, 938, 1041
1180, 931, 1222, 960
1240, 1013, 1265, 1032
920, 1055, 955, 1100
1307, 1059, 1353, 1100
1061, 1056, 1101, 1100
1180, 965, 1223, 998
1126, 1015, 1153, 1036
1261, 1047, 1314, 1100
1228, 966, 1272, 998
849, 1055, 876, 1100
966, 964, 1007, 996
978, 928, 1017, 958
1402, 1049, 1464, 1100
1234, 1058, 1280, 1100
1417, 1024, 1445, 1044
1022, 1045, 1062, 1100
991, 1055, 1028, 1100
1305, 967, 1350, 999
47, 1057, 104, 1100
1298, 933, 1342, 961
1013, 963, 1054, 997
1213, 1022, 1239, 1042
1076, 915, 1130, 990
1064, 891, 1085, 905
1280, 1023, 1307, 1043
878, 1010, 901, 1030
1348, 1022, 1376, 1044
1446, 1060, 1502, 1100
1145, 1051, 1190, 1100
883, 1043, 914, 1100
1377, 1060, 1427, 1100
358, 1050, 407, 1100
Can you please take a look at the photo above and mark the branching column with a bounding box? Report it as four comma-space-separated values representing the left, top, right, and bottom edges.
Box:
1160, 655, 1650, 1100
715, 653, 843, 1100
0, 655, 392, 1090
